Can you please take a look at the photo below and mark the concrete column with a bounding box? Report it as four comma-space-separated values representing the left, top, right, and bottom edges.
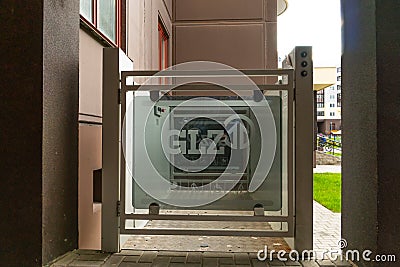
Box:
0, 0, 79, 265
341, 1, 400, 265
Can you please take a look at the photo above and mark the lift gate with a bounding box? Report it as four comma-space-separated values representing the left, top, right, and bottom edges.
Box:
102, 47, 313, 252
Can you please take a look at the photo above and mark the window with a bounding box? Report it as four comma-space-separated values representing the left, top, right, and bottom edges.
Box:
330, 103, 335, 108
337, 93, 342, 107
317, 102, 325, 108
158, 19, 169, 70
317, 111, 325, 116
317, 90, 324, 103
330, 112, 335, 116
337, 67, 341, 73
80, 0, 124, 47
337, 85, 341, 91
330, 95, 335, 100
98, 0, 117, 42
337, 76, 341, 81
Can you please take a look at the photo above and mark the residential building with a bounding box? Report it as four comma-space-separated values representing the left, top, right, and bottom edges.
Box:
316, 66, 342, 134
78, 0, 283, 251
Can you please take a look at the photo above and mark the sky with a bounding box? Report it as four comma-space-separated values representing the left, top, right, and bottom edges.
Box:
277, 0, 342, 67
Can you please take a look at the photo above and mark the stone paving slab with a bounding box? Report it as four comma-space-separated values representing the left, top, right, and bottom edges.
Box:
50, 250, 356, 266
313, 201, 341, 251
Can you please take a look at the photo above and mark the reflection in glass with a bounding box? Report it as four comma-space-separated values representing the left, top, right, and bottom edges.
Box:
98, 0, 116, 42
80, 0, 93, 21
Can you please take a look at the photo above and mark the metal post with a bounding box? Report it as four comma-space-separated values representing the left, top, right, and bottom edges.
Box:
291, 46, 314, 252
102, 48, 121, 252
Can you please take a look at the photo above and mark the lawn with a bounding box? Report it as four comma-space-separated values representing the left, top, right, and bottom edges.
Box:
325, 151, 342, 157
313, 173, 341, 213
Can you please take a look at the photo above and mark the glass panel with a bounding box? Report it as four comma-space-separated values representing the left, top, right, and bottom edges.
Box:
98, 0, 116, 42
80, 0, 93, 21
127, 92, 288, 218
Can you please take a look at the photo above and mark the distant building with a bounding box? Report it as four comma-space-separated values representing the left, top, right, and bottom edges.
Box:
316, 66, 342, 134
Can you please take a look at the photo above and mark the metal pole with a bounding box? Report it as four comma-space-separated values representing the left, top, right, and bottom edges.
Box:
291, 46, 314, 252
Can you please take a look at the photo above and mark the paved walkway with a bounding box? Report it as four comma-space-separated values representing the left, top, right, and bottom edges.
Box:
50, 166, 346, 266
50, 249, 353, 266
313, 164, 341, 251
313, 165, 341, 173
313, 201, 341, 251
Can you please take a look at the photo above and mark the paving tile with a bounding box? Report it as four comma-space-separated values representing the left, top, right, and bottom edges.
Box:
298, 261, 319, 267
139, 251, 158, 263
75, 250, 103, 255
316, 259, 335, 266
168, 263, 186, 267
118, 250, 144, 256
158, 251, 188, 257
103, 255, 125, 267
203, 252, 232, 258
119, 263, 151, 267
202, 257, 218, 267
186, 252, 202, 263
124, 256, 140, 262
218, 257, 234, 265
170, 256, 186, 263
76, 253, 109, 261
151, 257, 170, 267
67, 260, 105, 267
183, 264, 201, 267
332, 259, 352, 267
248, 252, 259, 259
268, 259, 285, 266
234, 253, 251, 265
283, 260, 301, 266
52, 252, 79, 267
251, 258, 269, 267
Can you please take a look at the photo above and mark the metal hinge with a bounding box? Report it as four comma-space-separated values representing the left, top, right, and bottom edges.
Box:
116, 200, 121, 217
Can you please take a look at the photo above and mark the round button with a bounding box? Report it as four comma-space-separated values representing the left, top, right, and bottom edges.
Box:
301, 71, 308, 77
301, 51, 308, 58
301, 61, 308, 67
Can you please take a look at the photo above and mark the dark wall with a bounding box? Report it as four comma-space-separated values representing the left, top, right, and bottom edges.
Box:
42, 0, 79, 264
0, 1, 44, 265
0, 0, 79, 266
342, 0, 400, 265
375, 0, 400, 260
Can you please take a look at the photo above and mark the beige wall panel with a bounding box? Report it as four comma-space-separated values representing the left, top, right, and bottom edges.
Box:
175, 0, 264, 21
174, 23, 265, 69
265, 0, 277, 22
127, 0, 172, 71
79, 30, 103, 117
127, 0, 145, 69
266, 22, 277, 68
78, 124, 102, 249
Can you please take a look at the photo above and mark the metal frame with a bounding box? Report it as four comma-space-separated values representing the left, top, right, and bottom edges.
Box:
102, 46, 313, 252
119, 69, 294, 236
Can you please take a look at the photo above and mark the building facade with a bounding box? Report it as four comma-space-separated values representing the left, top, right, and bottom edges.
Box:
3, 1, 400, 266
78, 0, 280, 250
316, 66, 342, 134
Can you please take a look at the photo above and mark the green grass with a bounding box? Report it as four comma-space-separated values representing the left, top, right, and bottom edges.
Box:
326, 151, 342, 157
313, 173, 341, 213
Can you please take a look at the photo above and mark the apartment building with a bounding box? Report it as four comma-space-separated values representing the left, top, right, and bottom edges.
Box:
316, 66, 342, 134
